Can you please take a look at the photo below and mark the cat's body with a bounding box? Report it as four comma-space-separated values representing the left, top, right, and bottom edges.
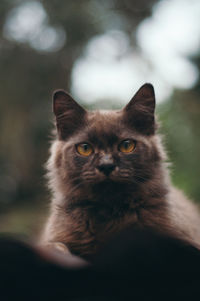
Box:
42, 84, 200, 258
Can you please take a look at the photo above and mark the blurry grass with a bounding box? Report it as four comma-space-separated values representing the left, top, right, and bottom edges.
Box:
0, 201, 49, 239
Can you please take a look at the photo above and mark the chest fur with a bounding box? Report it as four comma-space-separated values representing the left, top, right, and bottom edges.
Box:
58, 199, 168, 258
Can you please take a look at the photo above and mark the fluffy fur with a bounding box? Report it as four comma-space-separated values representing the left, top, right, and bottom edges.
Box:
42, 84, 200, 258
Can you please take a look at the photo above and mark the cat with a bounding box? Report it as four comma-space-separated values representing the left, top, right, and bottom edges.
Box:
42, 83, 200, 259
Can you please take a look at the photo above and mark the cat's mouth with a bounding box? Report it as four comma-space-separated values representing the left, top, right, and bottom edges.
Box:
94, 170, 117, 183
82, 168, 133, 185
87, 171, 133, 185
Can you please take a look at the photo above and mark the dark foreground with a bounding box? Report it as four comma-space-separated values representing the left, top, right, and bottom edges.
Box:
1, 227, 200, 301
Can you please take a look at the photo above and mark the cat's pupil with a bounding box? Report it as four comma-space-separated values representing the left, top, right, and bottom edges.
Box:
83, 144, 88, 151
123, 141, 130, 149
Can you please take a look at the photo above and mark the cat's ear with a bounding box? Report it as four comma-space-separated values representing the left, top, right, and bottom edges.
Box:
123, 83, 156, 135
53, 90, 86, 140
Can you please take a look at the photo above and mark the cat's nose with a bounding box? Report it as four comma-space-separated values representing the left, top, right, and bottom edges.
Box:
97, 155, 116, 176
97, 163, 116, 176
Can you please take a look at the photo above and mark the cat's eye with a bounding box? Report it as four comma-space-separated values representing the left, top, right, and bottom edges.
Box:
118, 139, 136, 153
76, 143, 93, 156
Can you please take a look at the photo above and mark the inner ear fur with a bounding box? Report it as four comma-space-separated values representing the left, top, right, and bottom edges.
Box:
123, 83, 156, 136
53, 90, 86, 140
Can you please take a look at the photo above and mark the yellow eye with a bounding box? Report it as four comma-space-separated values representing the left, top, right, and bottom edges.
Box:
119, 139, 136, 153
76, 143, 93, 156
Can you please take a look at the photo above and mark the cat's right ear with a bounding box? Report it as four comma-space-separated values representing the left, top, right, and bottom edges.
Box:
53, 90, 86, 140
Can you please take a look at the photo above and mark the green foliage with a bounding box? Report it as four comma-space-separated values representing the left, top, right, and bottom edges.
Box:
158, 89, 200, 202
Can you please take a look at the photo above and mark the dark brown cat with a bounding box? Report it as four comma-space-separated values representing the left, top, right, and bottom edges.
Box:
42, 84, 200, 258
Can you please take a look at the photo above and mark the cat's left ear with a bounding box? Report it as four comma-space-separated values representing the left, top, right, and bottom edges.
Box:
123, 83, 156, 135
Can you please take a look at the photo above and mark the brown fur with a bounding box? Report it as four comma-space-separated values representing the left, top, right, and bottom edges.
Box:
41, 84, 200, 259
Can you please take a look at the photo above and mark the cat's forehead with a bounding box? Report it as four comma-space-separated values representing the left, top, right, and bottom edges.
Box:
88, 109, 120, 125
88, 110, 122, 132
82, 110, 122, 146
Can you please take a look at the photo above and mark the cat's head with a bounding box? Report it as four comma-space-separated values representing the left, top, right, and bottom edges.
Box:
48, 84, 165, 200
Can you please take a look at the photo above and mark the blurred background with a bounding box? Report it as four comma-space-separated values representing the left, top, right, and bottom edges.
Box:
0, 0, 200, 238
